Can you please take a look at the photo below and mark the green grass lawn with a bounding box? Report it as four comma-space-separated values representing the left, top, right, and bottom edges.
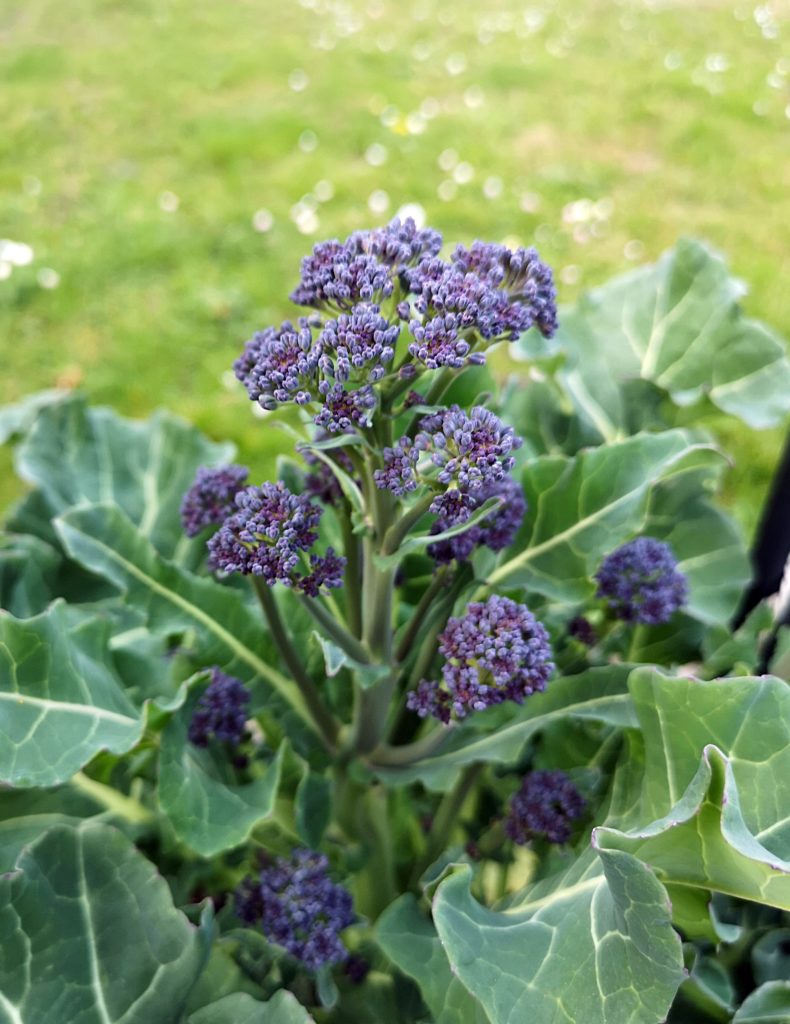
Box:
1, 0, 788, 532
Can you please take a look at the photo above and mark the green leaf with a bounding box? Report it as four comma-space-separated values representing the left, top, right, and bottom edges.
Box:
295, 770, 331, 848
0, 784, 103, 872
752, 930, 790, 986
377, 894, 489, 1023
373, 667, 636, 791
596, 745, 790, 911
434, 848, 683, 1024
54, 503, 320, 744
534, 239, 790, 436
486, 430, 722, 600
16, 395, 234, 562
733, 982, 790, 1023
0, 822, 211, 1023
0, 601, 143, 787
158, 689, 285, 857
188, 991, 315, 1023
628, 669, 790, 850
0, 389, 69, 445
592, 669, 790, 938
0, 533, 60, 616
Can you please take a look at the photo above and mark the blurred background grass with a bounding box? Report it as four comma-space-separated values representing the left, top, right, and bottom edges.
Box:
1, 0, 788, 532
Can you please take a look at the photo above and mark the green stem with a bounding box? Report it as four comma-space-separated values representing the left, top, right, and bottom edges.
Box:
381, 494, 435, 556
299, 593, 372, 665
72, 773, 154, 825
627, 623, 647, 663
412, 763, 483, 882
340, 503, 363, 638
394, 566, 451, 664
253, 579, 338, 750
362, 540, 395, 658
369, 724, 455, 766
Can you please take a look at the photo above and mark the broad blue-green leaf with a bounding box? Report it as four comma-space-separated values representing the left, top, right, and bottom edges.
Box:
377, 894, 489, 1024
596, 745, 790, 911
158, 687, 286, 857
485, 430, 722, 600
628, 670, 790, 851
528, 240, 790, 437
0, 822, 211, 1024
0, 533, 60, 616
0, 785, 102, 872
591, 670, 790, 934
0, 601, 143, 786
733, 982, 790, 1023
373, 667, 636, 791
0, 389, 68, 445
16, 395, 234, 561
188, 991, 315, 1023
55, 503, 320, 744
433, 748, 684, 1024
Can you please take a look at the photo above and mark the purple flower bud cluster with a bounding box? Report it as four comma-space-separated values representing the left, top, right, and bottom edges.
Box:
400, 242, 557, 368
451, 242, 559, 337
427, 476, 527, 564
567, 615, 598, 647
407, 596, 554, 722
504, 770, 586, 845
180, 464, 249, 537
207, 481, 344, 594
290, 218, 442, 310
375, 405, 522, 516
188, 668, 251, 747
318, 305, 399, 384
595, 536, 688, 625
235, 849, 355, 972
416, 405, 523, 490
373, 437, 419, 496
233, 220, 557, 442
234, 319, 320, 410
235, 305, 398, 434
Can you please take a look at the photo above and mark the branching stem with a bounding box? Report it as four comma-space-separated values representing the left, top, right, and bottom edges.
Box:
253, 579, 339, 749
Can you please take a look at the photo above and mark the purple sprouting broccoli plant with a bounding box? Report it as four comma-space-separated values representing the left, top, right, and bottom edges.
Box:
504, 770, 586, 845
188, 668, 251, 747
1, 216, 777, 1024
236, 849, 354, 971
595, 536, 688, 625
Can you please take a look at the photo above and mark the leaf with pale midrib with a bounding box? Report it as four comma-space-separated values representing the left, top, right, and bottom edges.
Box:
15, 394, 234, 563
0, 601, 143, 787
0, 822, 211, 1024
525, 240, 790, 437
485, 430, 722, 601
377, 894, 489, 1024
55, 503, 320, 746
188, 991, 315, 1023
158, 690, 286, 857
373, 667, 636, 791
431, 670, 790, 1024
